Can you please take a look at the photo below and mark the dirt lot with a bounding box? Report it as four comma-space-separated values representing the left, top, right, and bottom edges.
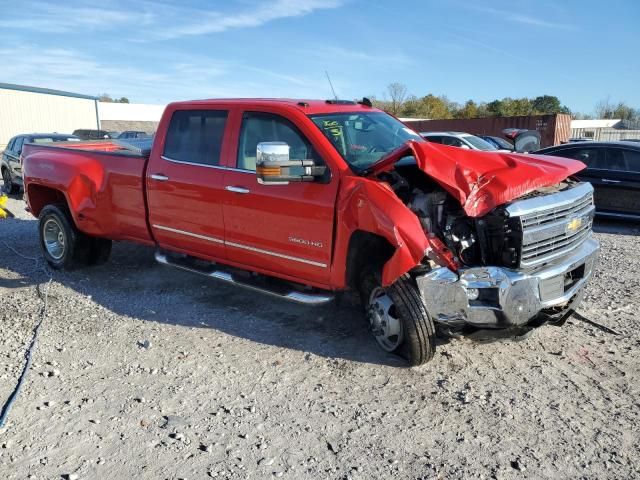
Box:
1, 191, 639, 480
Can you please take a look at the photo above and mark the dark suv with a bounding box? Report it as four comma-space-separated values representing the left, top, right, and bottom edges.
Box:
535, 141, 640, 219
1, 133, 79, 193
117, 130, 151, 139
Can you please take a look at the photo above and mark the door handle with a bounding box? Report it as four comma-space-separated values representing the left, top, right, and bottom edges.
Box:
601, 178, 621, 183
225, 186, 250, 194
151, 174, 169, 181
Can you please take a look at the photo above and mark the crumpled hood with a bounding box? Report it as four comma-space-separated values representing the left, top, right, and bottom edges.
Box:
367, 140, 587, 217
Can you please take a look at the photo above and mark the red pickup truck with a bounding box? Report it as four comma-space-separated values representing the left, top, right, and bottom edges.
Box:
22, 98, 600, 365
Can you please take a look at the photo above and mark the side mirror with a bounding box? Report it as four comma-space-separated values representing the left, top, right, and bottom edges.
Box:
459, 144, 471, 150
256, 142, 326, 185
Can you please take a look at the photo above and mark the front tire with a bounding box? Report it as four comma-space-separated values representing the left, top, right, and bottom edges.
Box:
360, 270, 436, 366
2, 168, 20, 195
38, 204, 91, 269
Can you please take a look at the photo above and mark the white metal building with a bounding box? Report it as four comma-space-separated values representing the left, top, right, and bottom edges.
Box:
570, 118, 640, 141
0, 83, 99, 149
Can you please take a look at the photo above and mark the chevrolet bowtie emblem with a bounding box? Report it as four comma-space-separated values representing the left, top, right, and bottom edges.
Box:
566, 217, 583, 232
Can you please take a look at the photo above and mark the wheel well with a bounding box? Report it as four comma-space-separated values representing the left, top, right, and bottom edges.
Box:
346, 231, 395, 290
27, 184, 67, 217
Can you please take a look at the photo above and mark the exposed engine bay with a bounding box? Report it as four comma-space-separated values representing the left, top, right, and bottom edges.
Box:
378, 159, 580, 270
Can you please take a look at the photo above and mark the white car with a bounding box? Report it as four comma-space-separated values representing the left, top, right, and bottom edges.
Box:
420, 131, 511, 152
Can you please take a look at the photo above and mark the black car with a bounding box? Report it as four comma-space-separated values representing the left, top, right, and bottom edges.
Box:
72, 129, 113, 140
535, 141, 640, 219
478, 135, 514, 151
1, 133, 79, 193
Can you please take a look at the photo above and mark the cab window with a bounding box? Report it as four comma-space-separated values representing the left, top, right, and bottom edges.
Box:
163, 110, 228, 166
442, 137, 463, 147
623, 149, 640, 172
237, 112, 320, 171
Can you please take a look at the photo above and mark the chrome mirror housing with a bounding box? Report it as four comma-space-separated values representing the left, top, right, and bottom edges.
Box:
256, 141, 325, 185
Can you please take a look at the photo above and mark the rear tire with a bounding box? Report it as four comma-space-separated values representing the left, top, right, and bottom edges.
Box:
2, 168, 20, 195
360, 269, 436, 366
38, 204, 91, 270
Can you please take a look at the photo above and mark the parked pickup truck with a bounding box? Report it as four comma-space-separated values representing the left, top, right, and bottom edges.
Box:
22, 98, 600, 365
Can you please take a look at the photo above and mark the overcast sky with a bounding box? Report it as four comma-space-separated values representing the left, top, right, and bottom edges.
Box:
0, 0, 638, 113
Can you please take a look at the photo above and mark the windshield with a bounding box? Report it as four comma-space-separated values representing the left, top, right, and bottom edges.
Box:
309, 112, 423, 171
462, 135, 498, 151
488, 136, 513, 150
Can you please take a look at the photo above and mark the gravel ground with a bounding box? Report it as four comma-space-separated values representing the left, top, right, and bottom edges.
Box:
0, 191, 639, 480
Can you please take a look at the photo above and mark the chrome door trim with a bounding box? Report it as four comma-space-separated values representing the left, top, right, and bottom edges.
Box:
160, 155, 254, 174
226, 241, 328, 268
152, 225, 328, 268
152, 225, 224, 244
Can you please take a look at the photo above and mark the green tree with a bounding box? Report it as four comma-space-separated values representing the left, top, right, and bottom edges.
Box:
417, 94, 454, 119
532, 95, 561, 114
456, 100, 479, 119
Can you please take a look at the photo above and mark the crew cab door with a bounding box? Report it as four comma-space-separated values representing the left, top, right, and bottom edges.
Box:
555, 146, 624, 212
592, 147, 640, 215
146, 108, 230, 260
221, 111, 339, 286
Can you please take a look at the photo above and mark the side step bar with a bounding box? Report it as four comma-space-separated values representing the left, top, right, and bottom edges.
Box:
155, 251, 334, 306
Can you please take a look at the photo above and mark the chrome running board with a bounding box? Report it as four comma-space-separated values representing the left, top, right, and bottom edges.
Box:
155, 250, 334, 306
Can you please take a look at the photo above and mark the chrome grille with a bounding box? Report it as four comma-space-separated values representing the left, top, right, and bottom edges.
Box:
506, 183, 595, 269
520, 193, 593, 229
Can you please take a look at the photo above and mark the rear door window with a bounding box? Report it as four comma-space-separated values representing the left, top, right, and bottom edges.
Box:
425, 136, 443, 144
605, 148, 628, 171
163, 110, 228, 166
623, 149, 640, 173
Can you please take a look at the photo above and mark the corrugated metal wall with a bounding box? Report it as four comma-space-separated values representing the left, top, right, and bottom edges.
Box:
403, 114, 572, 148
0, 88, 98, 149
571, 127, 640, 141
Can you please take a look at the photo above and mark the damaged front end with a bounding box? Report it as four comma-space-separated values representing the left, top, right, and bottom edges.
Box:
365, 142, 600, 333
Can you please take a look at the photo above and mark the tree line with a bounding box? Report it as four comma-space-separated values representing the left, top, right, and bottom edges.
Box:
371, 82, 639, 122
98, 93, 130, 103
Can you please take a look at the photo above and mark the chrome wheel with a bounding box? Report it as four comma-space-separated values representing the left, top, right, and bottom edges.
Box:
43, 218, 66, 260
367, 286, 403, 352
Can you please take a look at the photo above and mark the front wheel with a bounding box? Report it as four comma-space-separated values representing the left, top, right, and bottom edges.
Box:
2, 168, 20, 195
360, 271, 436, 366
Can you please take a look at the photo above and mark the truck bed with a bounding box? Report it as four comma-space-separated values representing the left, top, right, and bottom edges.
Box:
21, 140, 153, 244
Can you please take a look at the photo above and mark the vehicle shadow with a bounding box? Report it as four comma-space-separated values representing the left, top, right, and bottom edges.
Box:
0, 217, 420, 367
593, 217, 640, 236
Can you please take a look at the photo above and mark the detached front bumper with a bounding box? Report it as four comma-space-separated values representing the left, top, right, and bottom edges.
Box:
416, 238, 600, 328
